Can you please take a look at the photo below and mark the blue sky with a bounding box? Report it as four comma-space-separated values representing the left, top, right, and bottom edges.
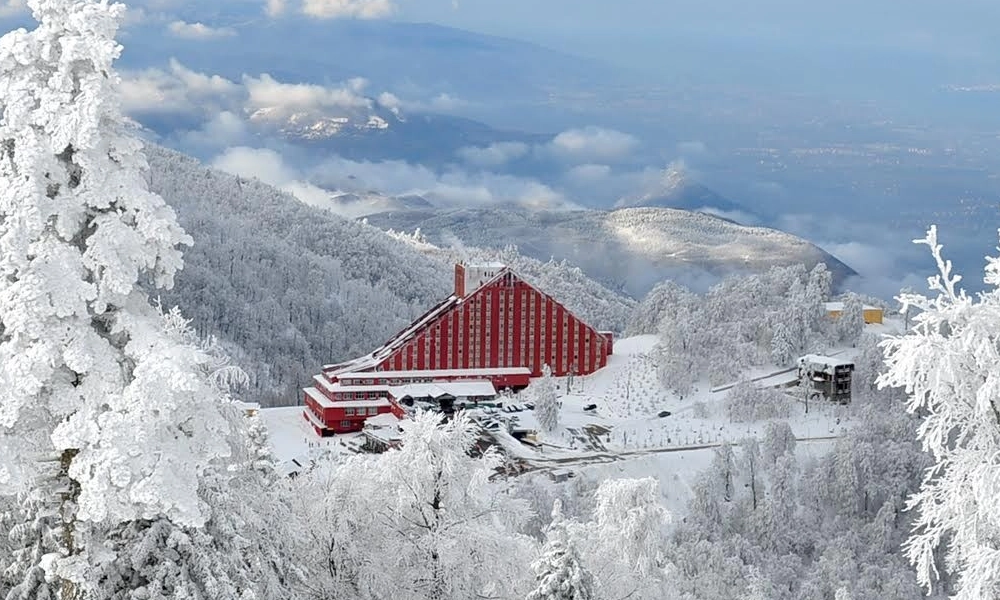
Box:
399, 0, 1000, 66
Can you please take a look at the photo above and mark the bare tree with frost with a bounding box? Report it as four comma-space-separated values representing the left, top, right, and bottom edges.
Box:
879, 225, 1000, 599
300, 411, 535, 600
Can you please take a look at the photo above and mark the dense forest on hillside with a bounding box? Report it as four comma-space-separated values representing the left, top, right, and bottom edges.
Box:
145, 146, 633, 406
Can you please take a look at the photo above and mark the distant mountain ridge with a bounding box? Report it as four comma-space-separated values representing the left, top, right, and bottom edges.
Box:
616, 163, 750, 217
364, 206, 856, 297
118, 19, 618, 106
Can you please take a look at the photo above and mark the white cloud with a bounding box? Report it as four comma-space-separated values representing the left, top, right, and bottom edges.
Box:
0, 0, 25, 17
456, 142, 529, 168
825, 241, 895, 277
266, 0, 287, 16
211, 146, 338, 209
170, 59, 241, 96
212, 147, 298, 186
210, 146, 570, 214
547, 126, 639, 162
377, 90, 467, 115
122, 6, 149, 26
167, 20, 237, 39
311, 155, 573, 210
243, 73, 372, 114
301, 0, 395, 19
175, 111, 250, 151
377, 92, 403, 116
427, 93, 465, 112
120, 59, 240, 115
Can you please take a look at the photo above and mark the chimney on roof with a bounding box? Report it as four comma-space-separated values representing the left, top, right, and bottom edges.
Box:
454, 262, 506, 298
454, 263, 466, 298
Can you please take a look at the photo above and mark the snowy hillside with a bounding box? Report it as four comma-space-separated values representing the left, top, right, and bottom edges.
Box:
143, 145, 633, 406
365, 206, 856, 296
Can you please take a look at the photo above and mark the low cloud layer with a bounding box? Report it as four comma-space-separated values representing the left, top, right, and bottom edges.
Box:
455, 142, 529, 167
776, 213, 931, 300
212, 146, 336, 209
120, 59, 459, 125
119, 59, 241, 115
212, 145, 575, 216
243, 74, 372, 115
547, 126, 639, 162
309, 154, 571, 210
378, 91, 466, 115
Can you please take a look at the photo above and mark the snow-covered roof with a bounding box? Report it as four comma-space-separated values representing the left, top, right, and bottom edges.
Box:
389, 381, 496, 400
320, 265, 602, 382
799, 354, 853, 368
304, 387, 390, 409
329, 399, 392, 409
321, 295, 460, 376
303, 387, 336, 408
825, 301, 882, 312
314, 375, 392, 394
335, 367, 531, 381
364, 412, 401, 428
363, 427, 404, 444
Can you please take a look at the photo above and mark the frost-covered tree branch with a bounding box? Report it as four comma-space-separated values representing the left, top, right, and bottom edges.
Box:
878, 225, 1000, 599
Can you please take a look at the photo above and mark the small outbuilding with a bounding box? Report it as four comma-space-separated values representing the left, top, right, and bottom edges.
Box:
798, 354, 854, 404
825, 301, 884, 325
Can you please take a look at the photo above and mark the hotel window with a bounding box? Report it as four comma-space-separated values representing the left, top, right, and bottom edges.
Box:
340, 420, 351, 428
343, 408, 354, 416
368, 406, 379, 415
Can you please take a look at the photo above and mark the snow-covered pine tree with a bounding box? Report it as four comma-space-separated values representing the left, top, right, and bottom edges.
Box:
878, 225, 1000, 599
0, 1, 279, 596
769, 320, 796, 367
533, 364, 560, 432
76, 310, 305, 600
527, 500, 594, 600
837, 292, 865, 344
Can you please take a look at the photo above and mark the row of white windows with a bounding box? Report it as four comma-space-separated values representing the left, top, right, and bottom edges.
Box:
343, 406, 380, 417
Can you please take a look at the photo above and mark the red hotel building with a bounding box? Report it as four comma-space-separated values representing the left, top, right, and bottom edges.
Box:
302, 263, 614, 435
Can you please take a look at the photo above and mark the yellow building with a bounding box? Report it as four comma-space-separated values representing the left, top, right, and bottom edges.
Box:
825, 301, 883, 325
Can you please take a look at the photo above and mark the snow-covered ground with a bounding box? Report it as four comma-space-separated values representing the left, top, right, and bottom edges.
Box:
261, 320, 897, 511
260, 406, 360, 465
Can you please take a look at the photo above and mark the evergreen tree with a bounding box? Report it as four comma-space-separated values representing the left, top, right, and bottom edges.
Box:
837, 293, 865, 344
0, 1, 285, 597
533, 364, 560, 432
527, 500, 594, 600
